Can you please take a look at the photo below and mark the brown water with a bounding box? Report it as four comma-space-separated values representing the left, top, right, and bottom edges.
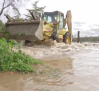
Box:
1, 43, 99, 91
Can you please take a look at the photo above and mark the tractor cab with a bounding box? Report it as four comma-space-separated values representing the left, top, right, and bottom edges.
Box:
43, 11, 65, 34
43, 11, 64, 28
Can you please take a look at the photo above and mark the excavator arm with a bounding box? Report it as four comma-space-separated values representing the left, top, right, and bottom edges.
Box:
65, 10, 72, 42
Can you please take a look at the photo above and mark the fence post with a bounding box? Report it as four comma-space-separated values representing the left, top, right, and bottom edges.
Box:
77, 31, 80, 43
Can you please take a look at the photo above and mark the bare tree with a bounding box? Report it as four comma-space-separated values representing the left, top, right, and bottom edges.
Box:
0, 0, 29, 16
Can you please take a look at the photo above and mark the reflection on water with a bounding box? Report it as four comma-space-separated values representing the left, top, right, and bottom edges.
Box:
1, 44, 99, 91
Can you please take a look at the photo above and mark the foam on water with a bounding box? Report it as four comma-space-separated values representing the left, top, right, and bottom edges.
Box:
13, 41, 99, 59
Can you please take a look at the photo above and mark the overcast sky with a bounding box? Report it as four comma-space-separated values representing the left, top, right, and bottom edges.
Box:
0, 0, 99, 37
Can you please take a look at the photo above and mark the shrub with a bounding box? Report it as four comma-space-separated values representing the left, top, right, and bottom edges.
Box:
0, 38, 43, 73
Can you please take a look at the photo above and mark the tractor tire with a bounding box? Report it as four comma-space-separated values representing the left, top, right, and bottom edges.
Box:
25, 40, 31, 46
63, 32, 71, 44
25, 40, 31, 44
53, 34, 59, 43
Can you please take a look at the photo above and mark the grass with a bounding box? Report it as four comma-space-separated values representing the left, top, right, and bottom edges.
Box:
0, 38, 43, 73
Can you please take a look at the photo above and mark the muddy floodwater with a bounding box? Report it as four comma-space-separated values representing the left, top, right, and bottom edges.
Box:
1, 42, 99, 91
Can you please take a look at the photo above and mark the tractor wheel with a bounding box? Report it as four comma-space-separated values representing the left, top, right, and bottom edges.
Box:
25, 40, 31, 46
53, 34, 59, 43
63, 32, 71, 44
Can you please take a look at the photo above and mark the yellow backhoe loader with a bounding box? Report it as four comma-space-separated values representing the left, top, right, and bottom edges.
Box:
0, 10, 72, 44
42, 10, 72, 44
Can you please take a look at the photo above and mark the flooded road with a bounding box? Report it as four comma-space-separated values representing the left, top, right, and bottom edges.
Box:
1, 43, 99, 91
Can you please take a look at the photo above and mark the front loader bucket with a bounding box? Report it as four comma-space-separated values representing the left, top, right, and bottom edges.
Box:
1, 20, 43, 41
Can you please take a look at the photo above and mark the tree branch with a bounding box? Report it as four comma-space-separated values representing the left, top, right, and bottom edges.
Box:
3, 0, 14, 9
0, 0, 14, 16
0, 0, 6, 16
2, 0, 6, 9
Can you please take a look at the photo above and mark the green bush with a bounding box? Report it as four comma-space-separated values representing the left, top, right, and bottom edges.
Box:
0, 38, 43, 73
